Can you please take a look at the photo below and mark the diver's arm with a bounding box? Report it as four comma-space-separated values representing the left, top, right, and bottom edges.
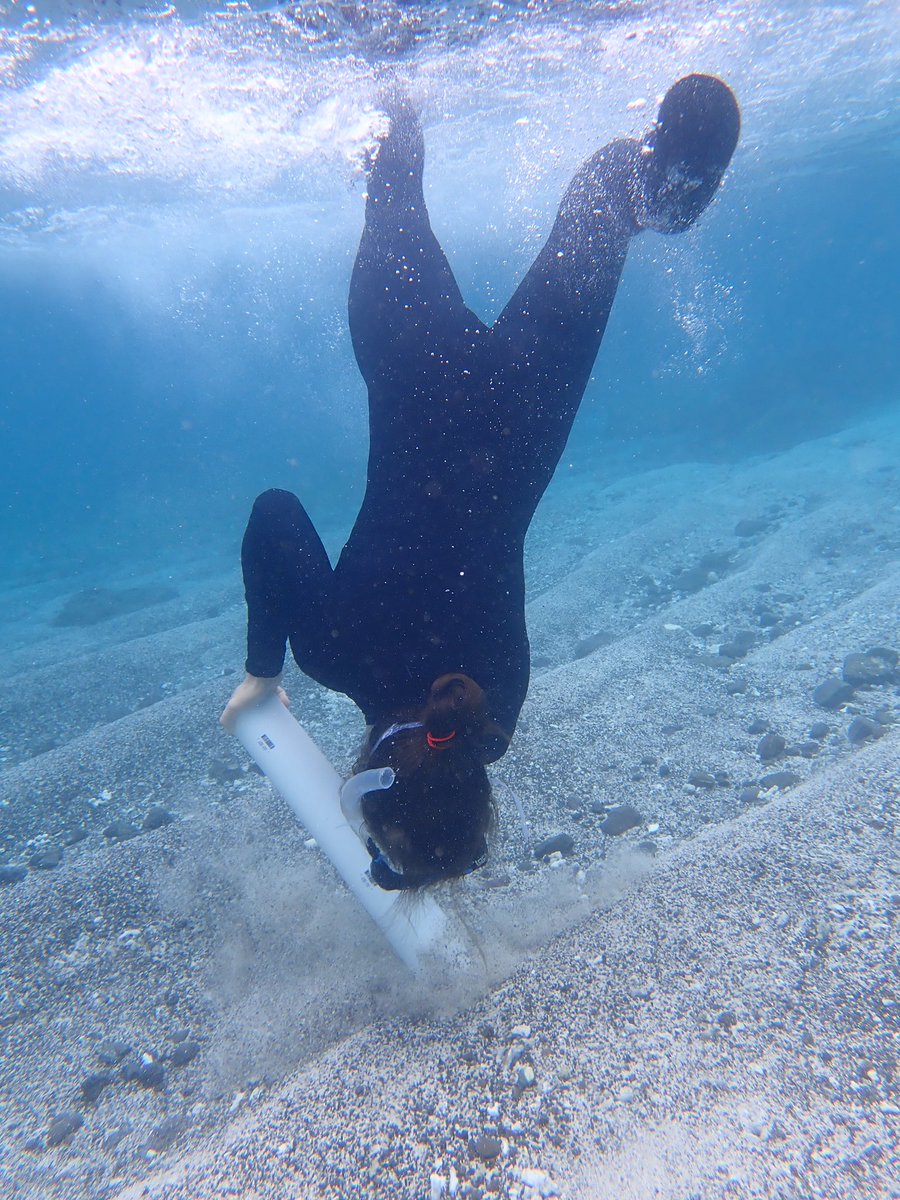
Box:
220, 672, 290, 734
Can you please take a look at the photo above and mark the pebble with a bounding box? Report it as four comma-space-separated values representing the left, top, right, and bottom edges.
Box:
533, 833, 575, 859
144, 1114, 191, 1154
29, 845, 63, 870
97, 1040, 131, 1065
142, 806, 174, 831
759, 771, 801, 790
0, 864, 27, 885
121, 1058, 167, 1090
81, 1071, 113, 1102
847, 716, 883, 745
842, 649, 897, 686
103, 819, 140, 842
757, 732, 786, 762
169, 1041, 201, 1067
47, 1112, 83, 1147
688, 769, 717, 789
812, 678, 854, 709
469, 1134, 503, 1161
600, 805, 643, 835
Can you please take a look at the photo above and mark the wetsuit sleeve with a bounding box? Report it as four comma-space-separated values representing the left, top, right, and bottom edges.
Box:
241, 489, 335, 679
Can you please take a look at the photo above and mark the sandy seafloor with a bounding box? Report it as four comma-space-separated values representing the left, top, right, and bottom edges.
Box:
1, 408, 898, 1200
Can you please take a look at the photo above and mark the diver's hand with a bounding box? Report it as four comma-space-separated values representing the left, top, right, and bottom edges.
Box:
220, 673, 290, 734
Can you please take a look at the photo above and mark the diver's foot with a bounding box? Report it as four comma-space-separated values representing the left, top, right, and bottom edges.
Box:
634, 74, 740, 233
366, 90, 424, 207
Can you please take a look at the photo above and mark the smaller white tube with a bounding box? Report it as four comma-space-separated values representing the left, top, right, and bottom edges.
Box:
340, 767, 395, 840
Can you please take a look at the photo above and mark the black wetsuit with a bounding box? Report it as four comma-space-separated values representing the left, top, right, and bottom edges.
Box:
241, 84, 738, 757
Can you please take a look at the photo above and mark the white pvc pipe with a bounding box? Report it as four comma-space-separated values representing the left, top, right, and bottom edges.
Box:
233, 694, 463, 974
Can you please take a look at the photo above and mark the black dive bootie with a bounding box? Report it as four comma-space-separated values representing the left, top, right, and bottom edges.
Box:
634, 74, 741, 233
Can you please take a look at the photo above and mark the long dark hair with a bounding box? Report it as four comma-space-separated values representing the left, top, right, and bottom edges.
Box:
356, 674, 505, 888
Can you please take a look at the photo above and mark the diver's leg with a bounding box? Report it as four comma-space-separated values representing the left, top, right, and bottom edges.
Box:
493, 75, 740, 496
241, 488, 333, 680
348, 97, 487, 390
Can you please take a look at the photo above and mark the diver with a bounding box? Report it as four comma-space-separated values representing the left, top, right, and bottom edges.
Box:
221, 75, 741, 890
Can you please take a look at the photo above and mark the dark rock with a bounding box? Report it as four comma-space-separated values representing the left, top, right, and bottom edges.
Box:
867, 645, 898, 667
757, 610, 779, 627
757, 733, 786, 762
121, 1058, 167, 1090
660, 723, 684, 735
29, 845, 63, 870
725, 678, 748, 695
142, 806, 174, 831
713, 770, 731, 786
168, 1041, 200, 1067
699, 652, 733, 670
847, 717, 883, 745
81, 1072, 113, 1102
47, 1112, 83, 1146
636, 839, 658, 856
469, 1134, 503, 1161
688, 770, 717, 789
797, 741, 820, 758
692, 622, 717, 637
813, 678, 854, 709
739, 785, 761, 804
747, 719, 769, 735
97, 1040, 131, 1065
53, 584, 178, 627
0, 864, 27, 885
843, 650, 897, 686
808, 721, 830, 740
103, 820, 140, 842
144, 1115, 191, 1154
573, 630, 613, 659
208, 759, 245, 785
759, 771, 801, 790
62, 827, 88, 846
734, 517, 770, 538
600, 805, 643, 835
103, 1126, 131, 1151
533, 833, 575, 859
716, 1009, 738, 1029
658, 763, 671, 778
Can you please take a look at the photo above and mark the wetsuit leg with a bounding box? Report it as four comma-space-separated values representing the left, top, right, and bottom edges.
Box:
241, 488, 335, 682
492, 75, 740, 510
348, 99, 487, 399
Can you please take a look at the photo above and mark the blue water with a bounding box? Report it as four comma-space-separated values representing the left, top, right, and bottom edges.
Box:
1, 0, 896, 586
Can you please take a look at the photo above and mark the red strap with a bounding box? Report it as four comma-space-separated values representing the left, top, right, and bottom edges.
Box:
426, 730, 456, 749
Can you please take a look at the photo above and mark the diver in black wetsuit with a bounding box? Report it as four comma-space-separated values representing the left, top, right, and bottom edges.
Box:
222, 75, 740, 890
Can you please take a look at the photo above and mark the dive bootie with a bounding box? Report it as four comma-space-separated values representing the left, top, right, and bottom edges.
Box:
635, 74, 741, 233
367, 91, 425, 208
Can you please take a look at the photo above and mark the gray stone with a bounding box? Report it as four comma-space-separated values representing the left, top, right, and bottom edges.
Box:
469, 1134, 503, 1161
759, 771, 801, 790
0, 864, 27, 885
103, 819, 140, 842
144, 1115, 191, 1154
847, 717, 882, 745
757, 733, 786, 762
813, 678, 854, 709
808, 721, 830, 740
81, 1072, 113, 1102
533, 833, 575, 859
47, 1112, 83, 1147
142, 805, 174, 831
688, 770, 717, 789
747, 719, 769, 735
121, 1058, 167, 1090
29, 845, 63, 870
843, 650, 897, 686
600, 805, 643, 835
169, 1040, 200, 1067
97, 1040, 131, 1065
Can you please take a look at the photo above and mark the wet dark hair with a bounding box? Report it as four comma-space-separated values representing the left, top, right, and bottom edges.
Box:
355, 674, 505, 889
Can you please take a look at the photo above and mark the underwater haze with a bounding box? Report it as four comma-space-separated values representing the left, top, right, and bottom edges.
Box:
0, 2, 899, 1199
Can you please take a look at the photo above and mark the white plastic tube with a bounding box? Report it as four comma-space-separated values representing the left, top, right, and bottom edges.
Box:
232, 694, 460, 974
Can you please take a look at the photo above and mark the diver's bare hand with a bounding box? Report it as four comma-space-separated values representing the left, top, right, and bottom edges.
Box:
219, 673, 289, 734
